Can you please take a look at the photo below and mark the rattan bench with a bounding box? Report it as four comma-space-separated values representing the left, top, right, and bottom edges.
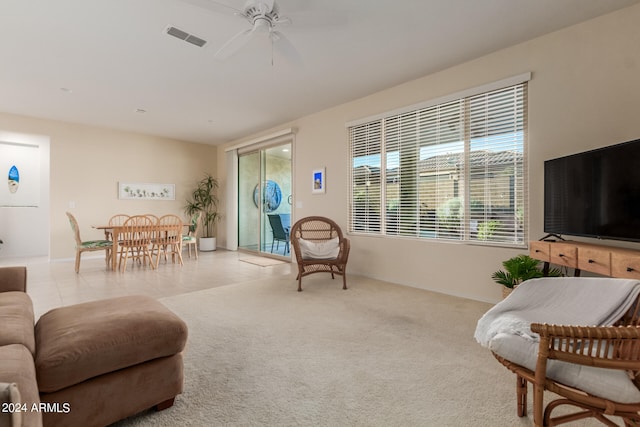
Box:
494, 292, 640, 426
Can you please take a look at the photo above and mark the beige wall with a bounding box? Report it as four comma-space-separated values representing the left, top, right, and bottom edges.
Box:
0, 112, 217, 260
219, 4, 640, 303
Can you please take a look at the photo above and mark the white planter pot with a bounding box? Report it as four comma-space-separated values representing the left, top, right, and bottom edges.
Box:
199, 237, 217, 252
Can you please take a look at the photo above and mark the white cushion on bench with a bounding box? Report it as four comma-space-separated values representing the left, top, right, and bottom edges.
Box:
299, 237, 339, 260
490, 332, 640, 404
475, 277, 640, 404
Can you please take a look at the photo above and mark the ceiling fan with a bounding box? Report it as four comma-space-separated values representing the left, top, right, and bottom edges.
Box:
183, 0, 300, 63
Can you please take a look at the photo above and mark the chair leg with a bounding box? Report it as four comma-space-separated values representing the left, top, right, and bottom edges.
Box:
175, 243, 184, 266
75, 251, 81, 273
166, 242, 183, 266
533, 382, 545, 426
144, 247, 155, 269
517, 375, 527, 417
119, 247, 128, 272
153, 245, 162, 269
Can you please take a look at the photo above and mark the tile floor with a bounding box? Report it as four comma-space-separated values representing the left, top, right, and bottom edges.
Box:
0, 250, 294, 320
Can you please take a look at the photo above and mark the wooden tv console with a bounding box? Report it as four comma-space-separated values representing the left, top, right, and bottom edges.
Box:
529, 240, 640, 279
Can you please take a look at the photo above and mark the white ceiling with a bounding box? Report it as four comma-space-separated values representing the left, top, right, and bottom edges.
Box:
1, 0, 639, 145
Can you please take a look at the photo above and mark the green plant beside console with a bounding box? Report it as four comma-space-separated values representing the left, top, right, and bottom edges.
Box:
492, 254, 561, 289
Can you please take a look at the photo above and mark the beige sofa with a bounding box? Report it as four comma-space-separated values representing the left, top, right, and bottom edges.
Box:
0, 266, 188, 427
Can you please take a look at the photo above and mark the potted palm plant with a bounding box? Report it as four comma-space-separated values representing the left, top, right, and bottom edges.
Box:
492, 254, 561, 298
184, 173, 220, 251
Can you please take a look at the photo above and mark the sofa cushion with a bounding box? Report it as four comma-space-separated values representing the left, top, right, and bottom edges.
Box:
35, 295, 188, 393
0, 344, 42, 427
0, 292, 36, 355
0, 382, 22, 427
0, 266, 27, 293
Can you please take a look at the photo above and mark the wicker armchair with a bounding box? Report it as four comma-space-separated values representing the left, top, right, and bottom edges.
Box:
494, 294, 640, 426
290, 216, 350, 292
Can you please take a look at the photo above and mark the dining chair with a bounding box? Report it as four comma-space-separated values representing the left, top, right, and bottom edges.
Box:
152, 214, 184, 268
108, 214, 130, 226
267, 214, 289, 255
66, 212, 113, 273
182, 212, 200, 259
144, 214, 159, 223
106, 214, 130, 241
144, 214, 161, 258
117, 215, 155, 272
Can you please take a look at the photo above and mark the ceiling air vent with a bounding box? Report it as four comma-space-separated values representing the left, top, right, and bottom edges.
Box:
165, 26, 207, 48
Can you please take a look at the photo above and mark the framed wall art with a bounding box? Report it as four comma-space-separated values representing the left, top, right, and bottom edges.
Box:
118, 182, 175, 200
312, 167, 326, 194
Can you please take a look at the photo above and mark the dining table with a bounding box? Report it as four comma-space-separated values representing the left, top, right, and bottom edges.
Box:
94, 223, 187, 271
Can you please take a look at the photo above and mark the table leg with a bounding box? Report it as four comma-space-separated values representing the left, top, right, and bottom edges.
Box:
111, 228, 118, 271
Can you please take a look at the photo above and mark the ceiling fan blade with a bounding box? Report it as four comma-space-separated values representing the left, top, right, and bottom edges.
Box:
215, 27, 255, 60
271, 30, 302, 65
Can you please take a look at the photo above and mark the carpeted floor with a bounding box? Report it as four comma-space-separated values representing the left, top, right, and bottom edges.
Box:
111, 275, 583, 426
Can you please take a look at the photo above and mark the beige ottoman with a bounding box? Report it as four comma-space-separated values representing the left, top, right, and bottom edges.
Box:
35, 295, 188, 427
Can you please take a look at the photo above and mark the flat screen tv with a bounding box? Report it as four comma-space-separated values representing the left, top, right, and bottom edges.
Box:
544, 138, 640, 242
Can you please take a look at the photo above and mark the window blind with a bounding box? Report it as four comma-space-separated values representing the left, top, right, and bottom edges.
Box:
349, 121, 382, 233
348, 80, 528, 246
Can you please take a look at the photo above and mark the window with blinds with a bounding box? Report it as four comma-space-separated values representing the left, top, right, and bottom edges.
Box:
348, 81, 528, 246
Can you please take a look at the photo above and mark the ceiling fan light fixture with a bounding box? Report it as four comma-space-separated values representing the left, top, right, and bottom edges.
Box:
253, 17, 271, 33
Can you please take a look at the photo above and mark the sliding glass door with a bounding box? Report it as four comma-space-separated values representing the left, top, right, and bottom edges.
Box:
238, 151, 260, 251
238, 143, 292, 257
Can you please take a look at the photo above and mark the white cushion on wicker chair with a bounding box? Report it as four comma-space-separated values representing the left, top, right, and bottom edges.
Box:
490, 332, 640, 404
298, 237, 339, 260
